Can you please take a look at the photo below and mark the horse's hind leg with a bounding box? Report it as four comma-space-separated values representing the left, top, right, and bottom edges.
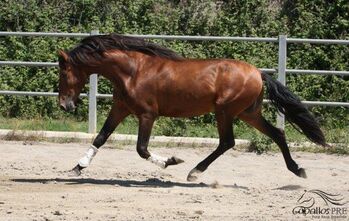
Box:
187, 111, 234, 181
238, 111, 307, 178
70, 101, 130, 176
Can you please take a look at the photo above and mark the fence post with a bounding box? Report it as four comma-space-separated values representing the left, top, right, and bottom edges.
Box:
277, 35, 287, 129
88, 30, 99, 134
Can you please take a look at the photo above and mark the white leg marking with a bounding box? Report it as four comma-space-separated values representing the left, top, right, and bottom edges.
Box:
147, 153, 169, 169
78, 145, 98, 168
187, 168, 202, 182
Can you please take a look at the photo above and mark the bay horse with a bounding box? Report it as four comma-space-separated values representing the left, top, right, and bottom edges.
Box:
58, 34, 327, 181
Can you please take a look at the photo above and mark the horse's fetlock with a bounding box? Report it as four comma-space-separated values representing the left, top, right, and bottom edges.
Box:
287, 162, 299, 174
137, 148, 150, 159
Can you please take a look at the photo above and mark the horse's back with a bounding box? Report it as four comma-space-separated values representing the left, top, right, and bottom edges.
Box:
151, 58, 262, 117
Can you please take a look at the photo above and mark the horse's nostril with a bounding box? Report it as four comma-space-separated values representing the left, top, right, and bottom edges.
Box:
60, 103, 67, 111
66, 101, 76, 112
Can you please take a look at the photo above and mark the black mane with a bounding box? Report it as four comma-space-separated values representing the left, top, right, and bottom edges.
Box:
66, 34, 184, 65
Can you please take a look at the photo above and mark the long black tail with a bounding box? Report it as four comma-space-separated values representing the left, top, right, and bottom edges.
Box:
261, 72, 327, 146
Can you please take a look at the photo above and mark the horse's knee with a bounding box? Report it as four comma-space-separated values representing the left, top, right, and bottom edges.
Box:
137, 146, 150, 159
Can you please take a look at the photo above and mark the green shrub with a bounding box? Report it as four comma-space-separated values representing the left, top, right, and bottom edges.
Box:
0, 0, 347, 131
247, 133, 274, 154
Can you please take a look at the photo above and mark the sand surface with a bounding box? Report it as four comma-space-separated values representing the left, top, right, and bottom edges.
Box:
0, 140, 348, 221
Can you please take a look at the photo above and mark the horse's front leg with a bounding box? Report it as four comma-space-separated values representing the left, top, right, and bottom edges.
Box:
70, 101, 130, 176
137, 114, 184, 168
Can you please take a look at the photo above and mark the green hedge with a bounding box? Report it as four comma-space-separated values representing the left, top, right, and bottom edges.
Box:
0, 0, 348, 128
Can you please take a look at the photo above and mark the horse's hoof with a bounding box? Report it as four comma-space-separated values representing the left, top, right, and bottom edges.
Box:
165, 156, 184, 168
297, 168, 307, 178
187, 174, 198, 182
187, 168, 202, 182
68, 165, 82, 177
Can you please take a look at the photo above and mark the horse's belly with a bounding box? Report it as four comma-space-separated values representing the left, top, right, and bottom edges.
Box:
158, 99, 214, 117
156, 71, 217, 117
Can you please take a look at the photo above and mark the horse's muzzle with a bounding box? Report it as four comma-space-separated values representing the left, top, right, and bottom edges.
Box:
60, 98, 76, 112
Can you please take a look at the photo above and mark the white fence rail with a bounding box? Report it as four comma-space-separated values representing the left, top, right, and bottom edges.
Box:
0, 31, 348, 133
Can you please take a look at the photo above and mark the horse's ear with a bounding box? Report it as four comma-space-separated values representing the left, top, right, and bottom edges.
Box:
58, 50, 69, 62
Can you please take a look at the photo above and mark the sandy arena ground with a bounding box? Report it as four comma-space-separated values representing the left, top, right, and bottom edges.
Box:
0, 140, 348, 221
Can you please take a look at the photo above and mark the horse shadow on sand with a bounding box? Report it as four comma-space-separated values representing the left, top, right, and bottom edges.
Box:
11, 177, 250, 190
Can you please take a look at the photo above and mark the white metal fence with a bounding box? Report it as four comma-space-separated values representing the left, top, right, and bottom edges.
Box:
0, 31, 348, 133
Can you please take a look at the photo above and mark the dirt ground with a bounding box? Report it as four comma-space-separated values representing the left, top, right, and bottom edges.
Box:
0, 140, 348, 221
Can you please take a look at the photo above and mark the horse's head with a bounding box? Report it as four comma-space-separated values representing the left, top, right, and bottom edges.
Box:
57, 50, 88, 112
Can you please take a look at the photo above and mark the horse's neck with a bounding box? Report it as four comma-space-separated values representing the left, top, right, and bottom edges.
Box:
85, 51, 136, 89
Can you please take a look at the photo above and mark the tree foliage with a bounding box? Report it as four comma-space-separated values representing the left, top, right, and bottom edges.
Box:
0, 0, 348, 127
